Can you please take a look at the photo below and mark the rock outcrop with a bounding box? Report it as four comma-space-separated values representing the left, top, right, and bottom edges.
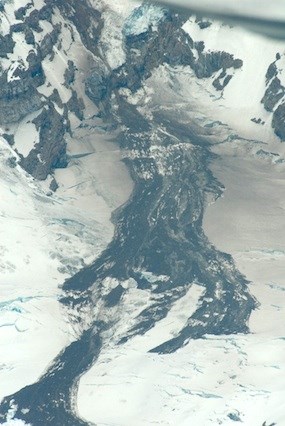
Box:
0, 0, 103, 180
262, 53, 285, 140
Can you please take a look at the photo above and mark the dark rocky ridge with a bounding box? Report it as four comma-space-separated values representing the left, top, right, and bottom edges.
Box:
272, 102, 285, 140
0, 5, 53, 125
47, 0, 104, 57
262, 53, 285, 140
0, 0, 63, 180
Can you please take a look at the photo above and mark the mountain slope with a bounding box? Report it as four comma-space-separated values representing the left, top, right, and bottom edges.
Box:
0, 1, 285, 425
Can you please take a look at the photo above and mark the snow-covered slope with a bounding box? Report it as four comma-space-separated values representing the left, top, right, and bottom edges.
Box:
78, 4, 285, 425
0, 114, 132, 398
1, 0, 285, 425
0, 1, 133, 422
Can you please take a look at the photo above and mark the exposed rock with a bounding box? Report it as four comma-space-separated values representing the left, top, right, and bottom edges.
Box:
251, 117, 265, 125
6, 156, 17, 168
38, 5, 53, 22
227, 412, 242, 422
24, 27, 35, 45
14, 4, 32, 20
49, 177, 59, 192
272, 102, 285, 140
213, 72, 233, 91
20, 104, 68, 180
25, 9, 42, 32
0, 51, 45, 124
66, 90, 85, 121
265, 61, 278, 83
51, 0, 103, 56
2, 133, 15, 146
40, 24, 61, 58
262, 54, 285, 140
262, 76, 285, 111
196, 19, 212, 29
0, 34, 15, 58
49, 88, 64, 109
85, 65, 108, 103
10, 22, 26, 33
0, 87, 42, 124
26, 50, 45, 86
64, 60, 76, 86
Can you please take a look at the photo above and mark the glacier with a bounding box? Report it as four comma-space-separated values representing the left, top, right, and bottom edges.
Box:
0, 0, 285, 425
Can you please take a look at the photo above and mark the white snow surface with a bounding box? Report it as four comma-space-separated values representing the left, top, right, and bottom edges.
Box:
13, 111, 41, 157
202, 143, 285, 426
